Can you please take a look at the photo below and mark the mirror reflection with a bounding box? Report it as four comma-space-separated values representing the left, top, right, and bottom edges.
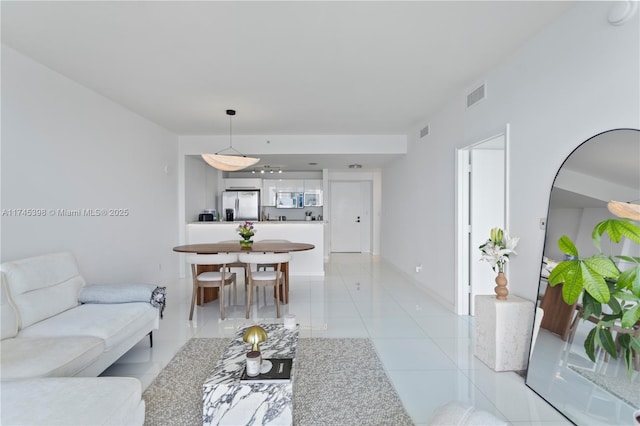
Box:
526, 128, 640, 425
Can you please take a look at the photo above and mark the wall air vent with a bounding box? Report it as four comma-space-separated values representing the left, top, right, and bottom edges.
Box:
419, 124, 430, 139
466, 83, 486, 108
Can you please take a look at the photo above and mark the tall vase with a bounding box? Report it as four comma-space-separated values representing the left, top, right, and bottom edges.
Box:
494, 272, 508, 300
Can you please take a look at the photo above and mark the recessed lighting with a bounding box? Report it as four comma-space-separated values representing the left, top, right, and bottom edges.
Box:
348, 164, 362, 169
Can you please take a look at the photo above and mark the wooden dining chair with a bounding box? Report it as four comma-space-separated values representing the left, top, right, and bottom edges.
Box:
255, 240, 291, 303
219, 240, 249, 288
238, 252, 291, 319
186, 253, 238, 320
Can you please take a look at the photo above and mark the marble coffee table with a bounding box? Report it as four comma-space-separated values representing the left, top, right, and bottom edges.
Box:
202, 324, 299, 425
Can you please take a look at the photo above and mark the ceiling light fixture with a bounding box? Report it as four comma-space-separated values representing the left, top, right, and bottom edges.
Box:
251, 165, 282, 174
201, 110, 260, 172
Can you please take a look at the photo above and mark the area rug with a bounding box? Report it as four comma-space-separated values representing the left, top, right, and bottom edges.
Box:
568, 365, 639, 408
143, 337, 413, 426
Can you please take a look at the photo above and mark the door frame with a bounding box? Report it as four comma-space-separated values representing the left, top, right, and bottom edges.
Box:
455, 125, 510, 315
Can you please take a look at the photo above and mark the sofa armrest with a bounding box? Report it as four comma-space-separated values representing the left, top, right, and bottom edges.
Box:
79, 284, 166, 318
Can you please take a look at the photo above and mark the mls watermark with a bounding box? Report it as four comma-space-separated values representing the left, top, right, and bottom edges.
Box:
1, 208, 130, 217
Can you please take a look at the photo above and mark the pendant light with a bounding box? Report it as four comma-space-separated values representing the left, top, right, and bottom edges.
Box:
201, 109, 260, 171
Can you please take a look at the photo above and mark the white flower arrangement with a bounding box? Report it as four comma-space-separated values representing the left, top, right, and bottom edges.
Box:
479, 227, 519, 273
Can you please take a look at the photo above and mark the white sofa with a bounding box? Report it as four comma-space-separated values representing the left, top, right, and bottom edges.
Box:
0, 252, 162, 425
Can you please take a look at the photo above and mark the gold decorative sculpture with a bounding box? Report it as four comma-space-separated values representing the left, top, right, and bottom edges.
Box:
243, 325, 268, 352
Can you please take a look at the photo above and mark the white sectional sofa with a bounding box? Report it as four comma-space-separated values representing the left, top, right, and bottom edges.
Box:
0, 252, 163, 425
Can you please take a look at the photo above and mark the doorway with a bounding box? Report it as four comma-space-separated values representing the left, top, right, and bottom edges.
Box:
456, 128, 509, 315
330, 181, 372, 253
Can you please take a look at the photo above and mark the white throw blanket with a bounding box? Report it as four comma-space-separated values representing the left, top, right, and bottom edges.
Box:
79, 284, 166, 318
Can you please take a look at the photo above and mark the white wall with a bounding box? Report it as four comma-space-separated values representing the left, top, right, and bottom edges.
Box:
382, 2, 640, 309
544, 207, 582, 261
545, 206, 616, 261
185, 155, 220, 223
1, 45, 180, 286
382, 95, 465, 308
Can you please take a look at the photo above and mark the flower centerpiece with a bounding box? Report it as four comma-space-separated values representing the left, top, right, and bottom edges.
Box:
479, 227, 519, 300
237, 221, 256, 247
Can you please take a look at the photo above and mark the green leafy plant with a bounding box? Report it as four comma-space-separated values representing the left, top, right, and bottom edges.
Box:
548, 211, 640, 376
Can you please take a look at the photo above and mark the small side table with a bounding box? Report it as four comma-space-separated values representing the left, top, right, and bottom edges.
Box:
474, 295, 534, 372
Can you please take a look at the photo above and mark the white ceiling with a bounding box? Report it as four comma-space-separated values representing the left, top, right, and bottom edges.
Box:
1, 1, 574, 169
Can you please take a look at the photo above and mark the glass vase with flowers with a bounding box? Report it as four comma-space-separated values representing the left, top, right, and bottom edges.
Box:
237, 221, 256, 247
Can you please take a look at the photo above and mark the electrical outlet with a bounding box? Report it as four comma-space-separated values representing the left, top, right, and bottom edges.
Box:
415, 264, 422, 273
539, 218, 547, 230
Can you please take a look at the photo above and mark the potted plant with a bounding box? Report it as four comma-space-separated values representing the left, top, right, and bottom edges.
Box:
548, 201, 640, 376
237, 221, 256, 247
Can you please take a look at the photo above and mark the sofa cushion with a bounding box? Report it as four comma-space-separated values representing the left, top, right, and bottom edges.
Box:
1, 252, 85, 328
1, 336, 104, 380
1, 273, 19, 339
18, 302, 157, 350
1, 377, 144, 426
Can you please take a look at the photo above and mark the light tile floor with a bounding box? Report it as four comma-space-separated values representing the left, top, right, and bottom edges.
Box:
102, 253, 574, 425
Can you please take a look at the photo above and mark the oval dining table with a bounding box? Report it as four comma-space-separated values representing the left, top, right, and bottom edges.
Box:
173, 241, 315, 305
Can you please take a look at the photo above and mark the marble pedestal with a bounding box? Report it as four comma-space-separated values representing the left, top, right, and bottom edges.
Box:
203, 324, 298, 425
474, 295, 534, 372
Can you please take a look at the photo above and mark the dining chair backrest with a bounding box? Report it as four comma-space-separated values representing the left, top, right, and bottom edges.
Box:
238, 252, 291, 265
186, 253, 238, 266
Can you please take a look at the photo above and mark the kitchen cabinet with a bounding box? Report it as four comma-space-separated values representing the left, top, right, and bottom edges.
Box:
262, 180, 278, 207
303, 179, 323, 206
224, 178, 262, 190
303, 179, 322, 192
277, 179, 304, 193
262, 179, 323, 207
304, 191, 323, 207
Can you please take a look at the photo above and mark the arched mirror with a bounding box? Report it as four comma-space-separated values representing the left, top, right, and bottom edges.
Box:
526, 128, 640, 425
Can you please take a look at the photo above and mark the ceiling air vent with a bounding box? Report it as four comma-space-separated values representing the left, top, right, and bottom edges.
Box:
467, 83, 486, 108
419, 124, 430, 139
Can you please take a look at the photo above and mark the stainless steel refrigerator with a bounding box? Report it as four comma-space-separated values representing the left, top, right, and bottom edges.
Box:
221, 190, 260, 221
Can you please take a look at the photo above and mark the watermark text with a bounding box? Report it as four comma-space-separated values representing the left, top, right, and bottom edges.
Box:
2, 208, 130, 217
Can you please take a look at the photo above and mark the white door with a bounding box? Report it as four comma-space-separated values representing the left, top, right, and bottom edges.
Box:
469, 145, 505, 315
330, 181, 364, 252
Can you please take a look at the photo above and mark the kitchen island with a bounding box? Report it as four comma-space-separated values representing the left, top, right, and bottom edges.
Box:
186, 221, 324, 276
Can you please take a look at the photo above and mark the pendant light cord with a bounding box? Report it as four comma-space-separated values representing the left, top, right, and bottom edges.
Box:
215, 109, 246, 157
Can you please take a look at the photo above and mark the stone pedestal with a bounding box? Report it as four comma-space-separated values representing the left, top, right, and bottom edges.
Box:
474, 295, 534, 371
